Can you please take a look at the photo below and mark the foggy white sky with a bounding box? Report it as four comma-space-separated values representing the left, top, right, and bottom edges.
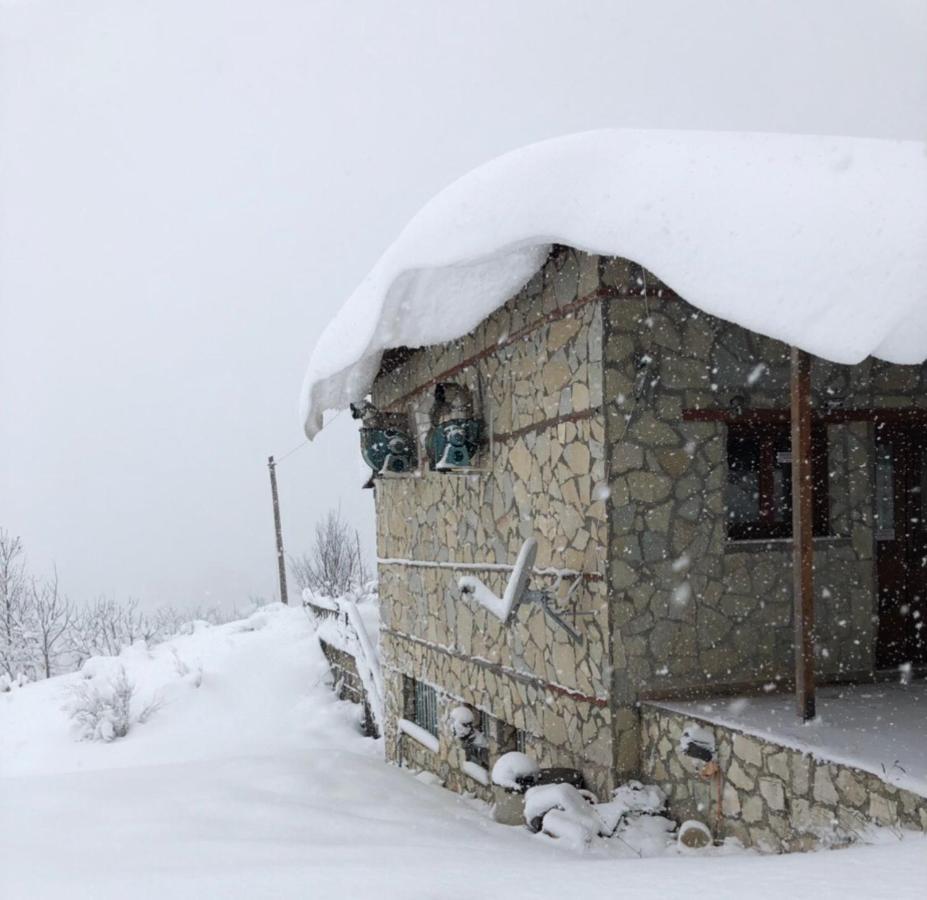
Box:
1, 0, 924, 611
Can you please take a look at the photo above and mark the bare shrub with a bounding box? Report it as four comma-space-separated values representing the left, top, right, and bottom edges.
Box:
65, 665, 134, 741
170, 646, 191, 677
290, 510, 370, 599
64, 664, 160, 741
136, 691, 163, 724
170, 647, 203, 687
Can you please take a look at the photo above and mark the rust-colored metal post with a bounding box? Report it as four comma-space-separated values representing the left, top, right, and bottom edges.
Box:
268, 455, 289, 605
790, 347, 815, 720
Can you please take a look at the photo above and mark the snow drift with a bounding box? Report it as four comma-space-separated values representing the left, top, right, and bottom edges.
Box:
3, 603, 927, 898
300, 129, 927, 437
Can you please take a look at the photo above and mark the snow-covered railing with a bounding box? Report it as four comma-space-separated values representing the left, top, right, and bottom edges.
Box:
338, 595, 384, 728
303, 588, 384, 734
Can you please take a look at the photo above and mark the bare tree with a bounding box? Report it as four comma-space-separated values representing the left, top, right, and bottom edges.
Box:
2, 527, 282, 680
290, 509, 370, 599
31, 568, 73, 678
0, 529, 32, 679
149, 604, 186, 640
68, 597, 160, 667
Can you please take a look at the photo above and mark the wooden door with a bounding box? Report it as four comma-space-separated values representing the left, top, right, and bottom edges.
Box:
875, 425, 927, 668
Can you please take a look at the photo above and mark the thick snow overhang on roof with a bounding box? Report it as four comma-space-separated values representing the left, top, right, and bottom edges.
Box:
300, 129, 927, 438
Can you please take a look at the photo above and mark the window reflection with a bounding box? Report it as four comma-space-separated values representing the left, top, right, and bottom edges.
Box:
875, 444, 895, 537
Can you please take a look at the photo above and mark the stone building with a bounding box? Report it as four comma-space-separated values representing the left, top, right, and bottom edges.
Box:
351, 244, 927, 828
300, 132, 927, 847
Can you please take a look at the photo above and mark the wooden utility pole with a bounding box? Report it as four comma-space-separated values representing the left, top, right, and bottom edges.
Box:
790, 347, 815, 720
268, 455, 289, 605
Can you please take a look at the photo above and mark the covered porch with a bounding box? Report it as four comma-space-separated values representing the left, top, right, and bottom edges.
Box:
640, 680, 927, 851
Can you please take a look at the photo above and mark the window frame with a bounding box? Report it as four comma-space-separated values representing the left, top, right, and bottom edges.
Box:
725, 421, 830, 541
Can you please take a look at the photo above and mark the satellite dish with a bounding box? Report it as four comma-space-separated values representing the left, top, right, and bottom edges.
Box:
458, 537, 536, 622
500, 538, 537, 624
458, 537, 582, 642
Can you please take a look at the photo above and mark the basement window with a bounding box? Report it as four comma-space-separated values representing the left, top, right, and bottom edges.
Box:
726, 422, 829, 541
410, 679, 439, 738
464, 709, 491, 769
498, 720, 530, 756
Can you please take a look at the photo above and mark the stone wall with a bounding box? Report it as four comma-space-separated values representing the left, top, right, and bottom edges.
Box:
601, 265, 927, 714
641, 704, 927, 851
382, 634, 612, 799
371, 246, 615, 796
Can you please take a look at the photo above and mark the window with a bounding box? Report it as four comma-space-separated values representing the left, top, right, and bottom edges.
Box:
411, 679, 438, 737
498, 721, 530, 756
464, 709, 490, 768
726, 422, 829, 540
874, 443, 895, 538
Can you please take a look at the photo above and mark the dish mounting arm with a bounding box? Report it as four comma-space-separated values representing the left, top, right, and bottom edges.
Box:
458, 538, 583, 642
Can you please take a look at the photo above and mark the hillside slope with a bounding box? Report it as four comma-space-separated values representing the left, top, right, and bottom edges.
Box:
1, 604, 924, 899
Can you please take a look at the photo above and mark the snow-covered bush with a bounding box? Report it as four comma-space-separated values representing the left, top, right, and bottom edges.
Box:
63, 664, 160, 742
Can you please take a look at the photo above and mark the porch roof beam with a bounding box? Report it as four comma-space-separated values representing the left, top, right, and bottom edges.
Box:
791, 346, 816, 721
682, 407, 927, 426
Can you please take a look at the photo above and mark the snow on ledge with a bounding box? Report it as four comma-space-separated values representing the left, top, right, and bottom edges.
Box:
300, 129, 927, 437
462, 760, 490, 787
398, 717, 439, 754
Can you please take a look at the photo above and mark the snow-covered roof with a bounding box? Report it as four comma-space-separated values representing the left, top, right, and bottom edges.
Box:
300, 129, 927, 438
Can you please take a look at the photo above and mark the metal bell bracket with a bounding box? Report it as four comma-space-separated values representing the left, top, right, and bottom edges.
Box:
458, 538, 585, 643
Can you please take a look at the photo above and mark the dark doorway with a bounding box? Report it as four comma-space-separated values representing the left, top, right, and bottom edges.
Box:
875, 425, 927, 668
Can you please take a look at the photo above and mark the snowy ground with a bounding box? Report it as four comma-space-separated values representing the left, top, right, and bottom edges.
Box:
1, 605, 925, 899
657, 681, 927, 796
